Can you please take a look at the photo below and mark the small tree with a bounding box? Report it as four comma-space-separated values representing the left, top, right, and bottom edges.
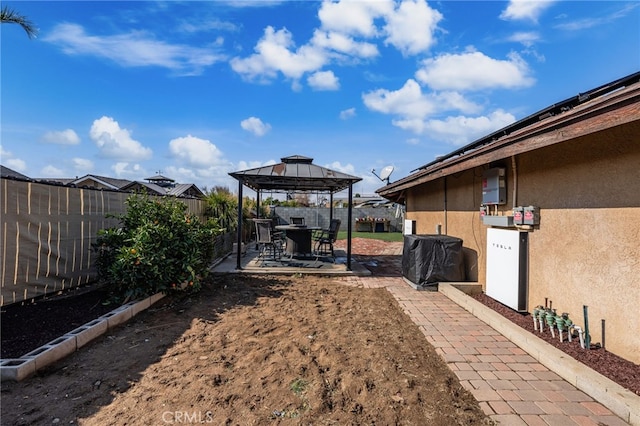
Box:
94, 193, 220, 303
204, 186, 238, 232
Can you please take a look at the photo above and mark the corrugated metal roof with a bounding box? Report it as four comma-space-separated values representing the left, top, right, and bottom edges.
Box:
167, 183, 204, 198
229, 155, 362, 192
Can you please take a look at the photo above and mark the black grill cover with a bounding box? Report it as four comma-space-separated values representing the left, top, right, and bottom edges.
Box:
402, 235, 465, 288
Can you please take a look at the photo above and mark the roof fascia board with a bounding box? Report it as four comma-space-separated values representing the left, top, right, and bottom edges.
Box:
378, 92, 640, 196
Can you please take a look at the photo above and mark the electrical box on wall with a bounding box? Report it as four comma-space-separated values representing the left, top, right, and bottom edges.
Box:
482, 168, 506, 205
523, 206, 540, 225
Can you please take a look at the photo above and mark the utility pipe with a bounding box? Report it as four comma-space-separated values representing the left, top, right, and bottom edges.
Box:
564, 315, 573, 343
443, 177, 448, 235
532, 306, 542, 331
583, 305, 591, 349
511, 156, 518, 209
601, 319, 605, 349
574, 325, 585, 349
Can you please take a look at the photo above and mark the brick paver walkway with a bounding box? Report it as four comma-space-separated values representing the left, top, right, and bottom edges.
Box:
334, 239, 629, 426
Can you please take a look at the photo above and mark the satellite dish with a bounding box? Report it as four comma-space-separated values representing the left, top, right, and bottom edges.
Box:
372, 165, 394, 184
380, 165, 394, 182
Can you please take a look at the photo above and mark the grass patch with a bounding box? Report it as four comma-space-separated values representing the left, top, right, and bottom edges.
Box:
336, 231, 404, 242
290, 378, 308, 396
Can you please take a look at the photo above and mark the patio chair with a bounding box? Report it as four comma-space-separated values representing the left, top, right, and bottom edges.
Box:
254, 219, 284, 265
290, 216, 305, 225
313, 218, 341, 261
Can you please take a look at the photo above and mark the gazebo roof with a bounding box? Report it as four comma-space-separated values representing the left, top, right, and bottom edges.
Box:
229, 155, 362, 193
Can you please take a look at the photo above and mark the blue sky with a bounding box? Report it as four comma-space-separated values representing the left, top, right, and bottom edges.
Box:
2, 1, 638, 196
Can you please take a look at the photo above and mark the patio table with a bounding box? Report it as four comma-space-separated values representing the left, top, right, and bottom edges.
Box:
275, 225, 321, 258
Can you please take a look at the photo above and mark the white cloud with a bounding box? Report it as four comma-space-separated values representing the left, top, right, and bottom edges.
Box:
500, 0, 556, 23
240, 117, 272, 136
363, 77, 508, 141
311, 30, 378, 58
422, 110, 516, 146
307, 70, 340, 91
230, 26, 327, 82
177, 18, 238, 34
71, 158, 93, 173
6, 158, 27, 172
236, 159, 276, 171
325, 161, 356, 176
0, 146, 26, 172
42, 129, 80, 145
318, 0, 393, 37
383, 0, 443, 56
44, 23, 225, 76
507, 31, 541, 47
41, 165, 64, 177
553, 4, 639, 32
169, 135, 226, 168
362, 79, 437, 119
112, 162, 144, 178
164, 164, 236, 191
230, 0, 444, 88
406, 138, 420, 145
339, 108, 356, 120
415, 51, 535, 91
89, 116, 153, 161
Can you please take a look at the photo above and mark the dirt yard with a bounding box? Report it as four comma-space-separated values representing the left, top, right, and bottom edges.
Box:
0, 261, 492, 425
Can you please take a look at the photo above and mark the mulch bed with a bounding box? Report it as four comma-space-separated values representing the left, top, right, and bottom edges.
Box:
1, 286, 115, 359
472, 292, 640, 396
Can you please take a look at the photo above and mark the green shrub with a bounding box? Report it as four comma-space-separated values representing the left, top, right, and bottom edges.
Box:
94, 193, 221, 303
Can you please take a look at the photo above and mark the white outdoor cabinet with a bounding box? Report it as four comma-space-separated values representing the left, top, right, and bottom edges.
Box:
485, 228, 528, 311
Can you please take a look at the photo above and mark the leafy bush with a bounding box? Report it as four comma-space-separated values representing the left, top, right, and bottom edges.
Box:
94, 193, 221, 303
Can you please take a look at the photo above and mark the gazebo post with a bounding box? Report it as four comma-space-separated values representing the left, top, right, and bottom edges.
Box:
347, 183, 353, 271
256, 189, 261, 218
329, 193, 334, 223
236, 181, 244, 270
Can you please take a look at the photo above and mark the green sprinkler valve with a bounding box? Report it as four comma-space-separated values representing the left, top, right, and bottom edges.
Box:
555, 312, 571, 343
563, 314, 573, 342
545, 309, 557, 338
532, 305, 543, 331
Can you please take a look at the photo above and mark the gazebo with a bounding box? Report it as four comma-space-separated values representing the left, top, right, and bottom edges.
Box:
229, 155, 362, 270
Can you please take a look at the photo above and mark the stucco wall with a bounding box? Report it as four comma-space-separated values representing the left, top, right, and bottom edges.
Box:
405, 126, 640, 364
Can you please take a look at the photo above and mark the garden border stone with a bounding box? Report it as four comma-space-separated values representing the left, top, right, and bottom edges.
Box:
0, 292, 165, 382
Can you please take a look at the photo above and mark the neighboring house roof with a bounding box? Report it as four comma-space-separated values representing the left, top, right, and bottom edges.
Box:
377, 71, 640, 204
1, 167, 203, 198
71, 174, 132, 190
120, 181, 168, 196
37, 174, 132, 189
120, 181, 204, 198
167, 183, 204, 198
0, 165, 31, 181
145, 174, 175, 183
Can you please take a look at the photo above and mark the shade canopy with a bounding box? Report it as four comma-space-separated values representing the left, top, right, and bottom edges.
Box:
229, 155, 360, 271
229, 155, 362, 193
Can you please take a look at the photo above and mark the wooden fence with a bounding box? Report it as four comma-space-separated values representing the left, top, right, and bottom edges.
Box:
0, 178, 210, 306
